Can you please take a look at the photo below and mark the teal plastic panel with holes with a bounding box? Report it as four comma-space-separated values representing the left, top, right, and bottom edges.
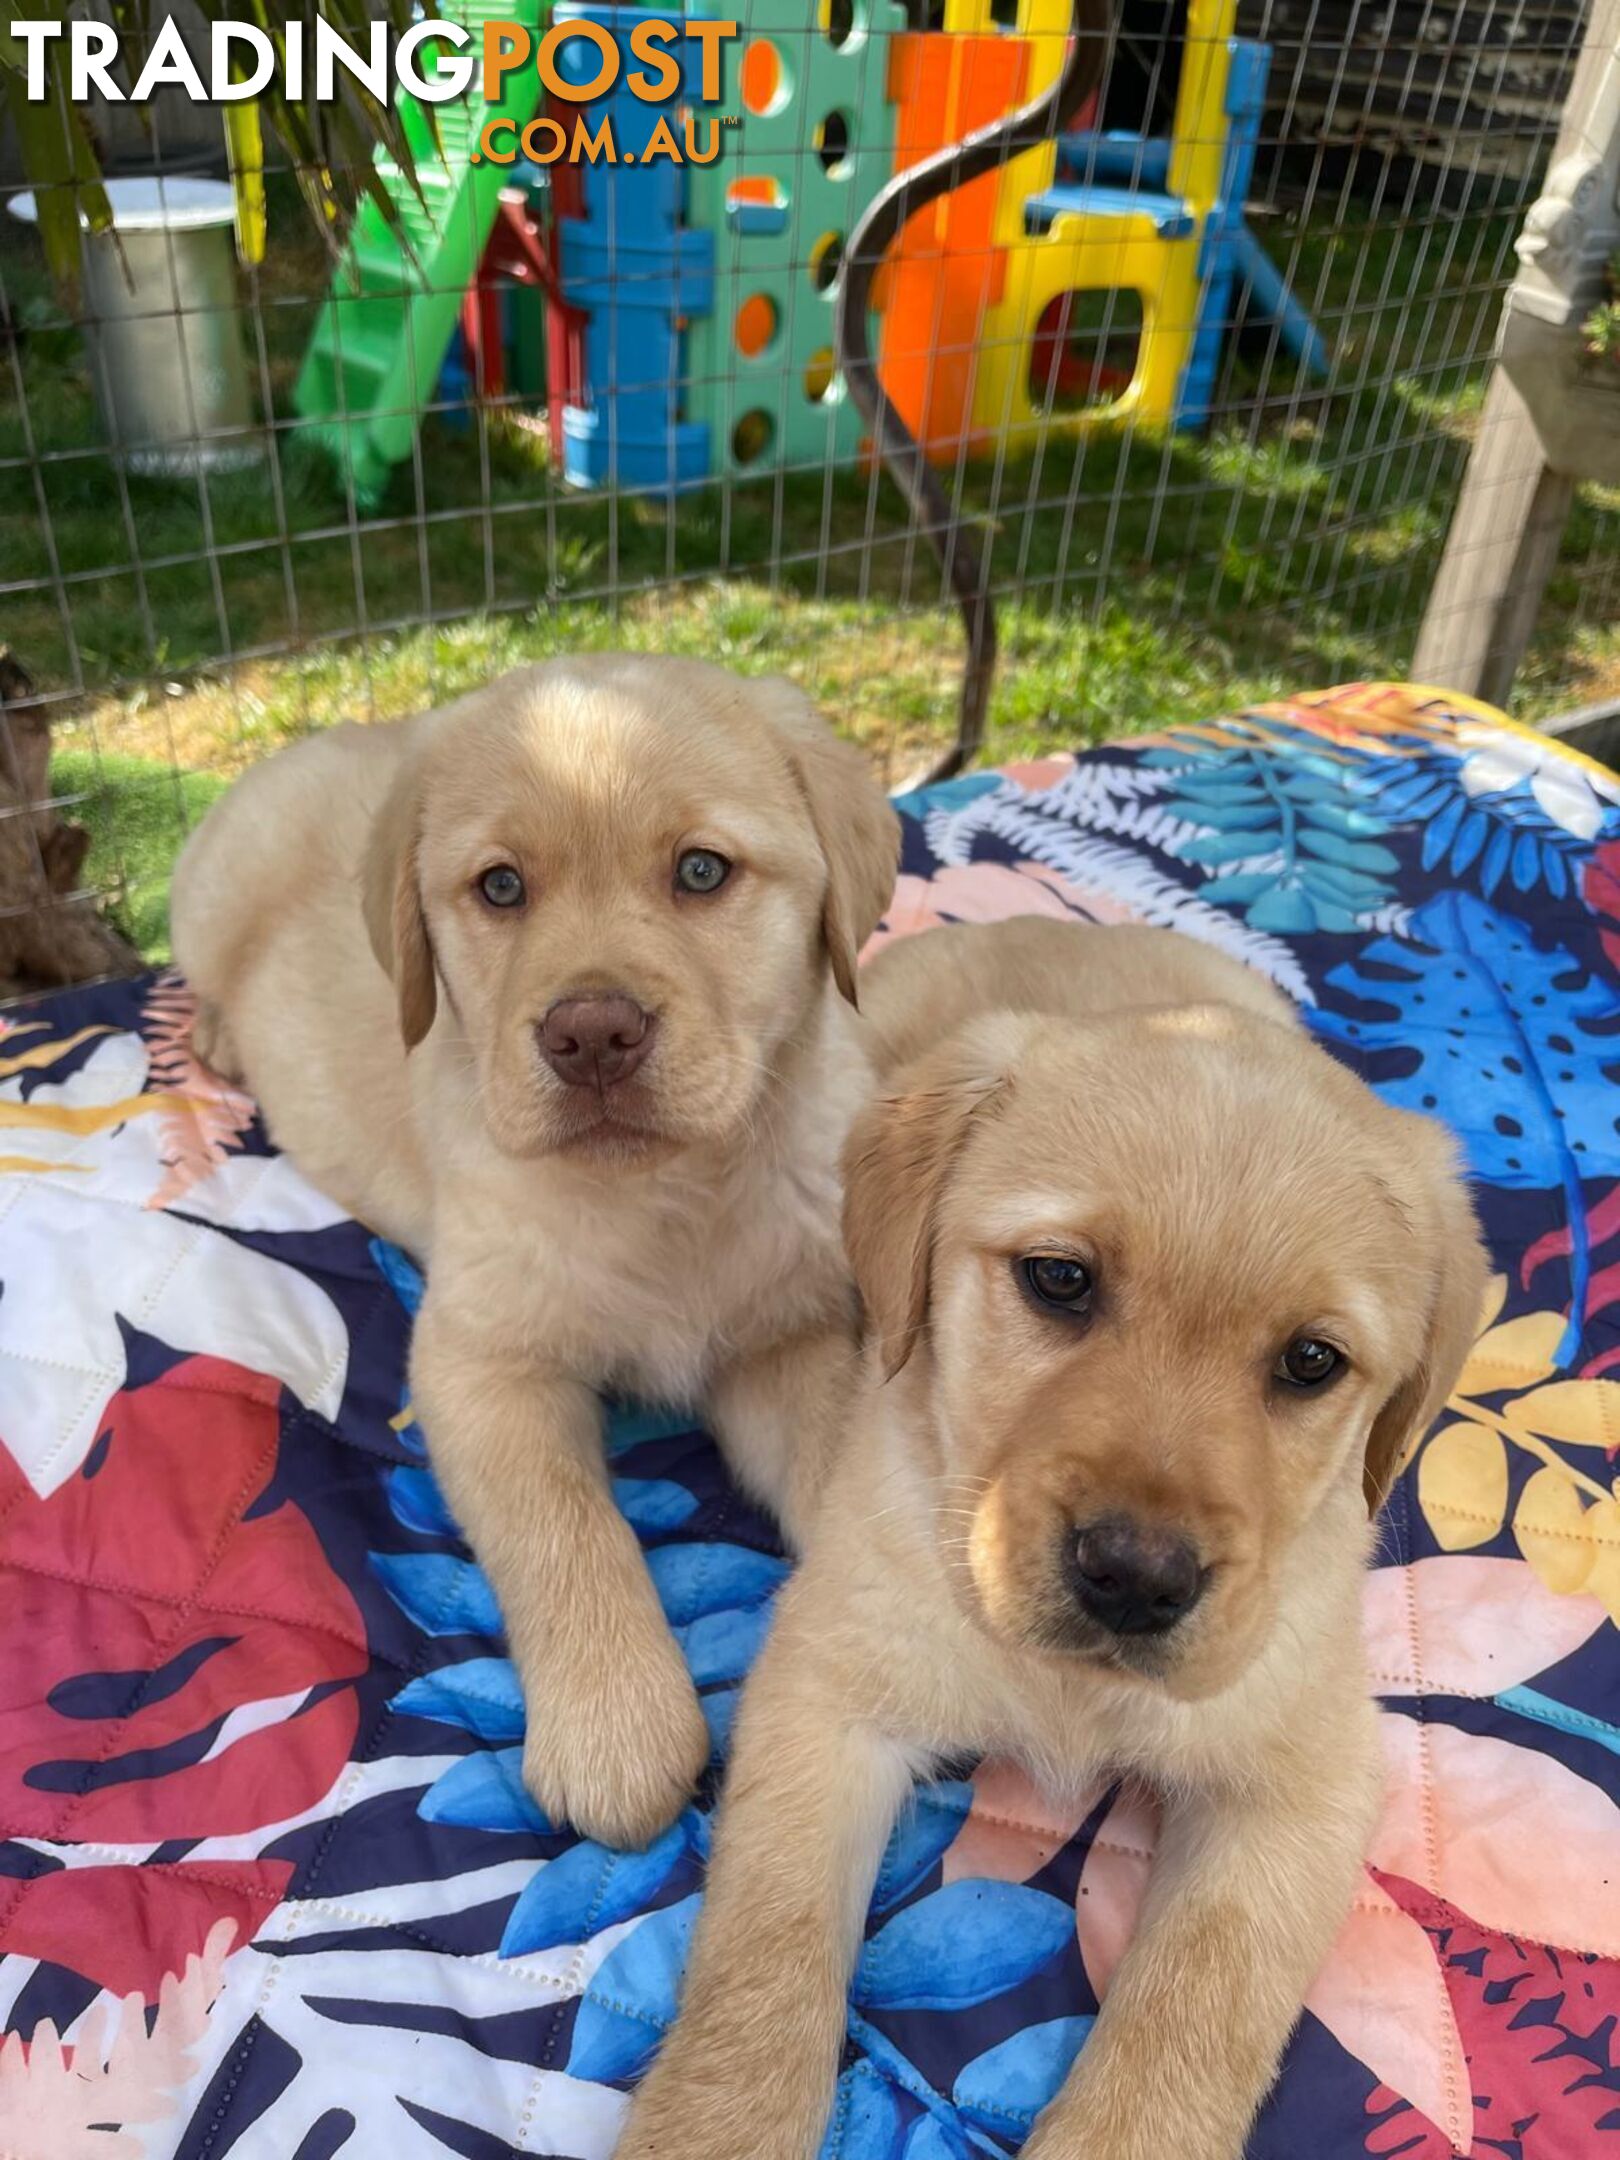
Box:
684, 0, 904, 478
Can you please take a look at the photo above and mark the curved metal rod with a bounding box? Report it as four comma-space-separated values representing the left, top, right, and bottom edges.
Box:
837, 0, 1112, 782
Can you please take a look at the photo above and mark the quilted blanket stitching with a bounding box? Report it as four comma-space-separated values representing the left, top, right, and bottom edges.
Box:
1392, 1476, 1470, 2148
185, 1272, 561, 2157
0, 1406, 284, 1930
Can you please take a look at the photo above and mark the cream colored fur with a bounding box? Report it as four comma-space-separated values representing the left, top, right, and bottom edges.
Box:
619, 919, 1487, 2160
170, 656, 898, 1846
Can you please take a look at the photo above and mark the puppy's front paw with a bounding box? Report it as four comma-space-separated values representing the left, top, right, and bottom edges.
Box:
522, 1637, 710, 1849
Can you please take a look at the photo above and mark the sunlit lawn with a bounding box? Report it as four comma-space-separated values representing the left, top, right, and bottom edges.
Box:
3, 181, 1614, 958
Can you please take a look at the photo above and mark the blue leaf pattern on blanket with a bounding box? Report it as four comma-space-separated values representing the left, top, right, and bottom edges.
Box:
567, 1893, 705, 2082
646, 1540, 790, 1621
900, 2115, 978, 2159
1313, 892, 1620, 1189
1147, 739, 1400, 933
952, 2019, 1095, 2137
872, 1782, 976, 1911
820, 2065, 906, 2158
1312, 890, 1620, 1361
674, 1602, 772, 1687
501, 1812, 707, 1957
1358, 747, 1619, 901
393, 1658, 527, 1743
387, 1461, 459, 1536
853, 1883, 1074, 2012
418, 1747, 552, 1833
614, 1475, 702, 1532
371, 1549, 504, 1636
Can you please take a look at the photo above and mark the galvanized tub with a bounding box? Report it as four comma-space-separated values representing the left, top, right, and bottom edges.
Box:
10, 176, 259, 476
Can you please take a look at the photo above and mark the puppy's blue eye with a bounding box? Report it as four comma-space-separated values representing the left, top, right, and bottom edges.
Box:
676, 849, 731, 895
479, 865, 525, 909
1022, 1255, 1094, 1313
1276, 1337, 1342, 1388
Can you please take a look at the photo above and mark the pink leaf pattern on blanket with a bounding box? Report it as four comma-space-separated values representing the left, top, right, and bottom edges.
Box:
1364, 1875, 1620, 2158
139, 971, 256, 1210
0, 1919, 235, 2160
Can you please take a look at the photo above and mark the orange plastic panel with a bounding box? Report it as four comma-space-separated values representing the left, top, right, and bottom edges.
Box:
878, 31, 1028, 462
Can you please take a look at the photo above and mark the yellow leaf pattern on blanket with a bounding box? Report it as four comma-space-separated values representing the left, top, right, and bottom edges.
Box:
1515, 1466, 1599, 1594
1455, 1308, 1566, 1395
1414, 1277, 1620, 1604
1508, 1381, 1620, 1451
0, 1026, 113, 1079
0, 1093, 174, 1136
1580, 1500, 1620, 1624
1419, 1423, 1510, 1550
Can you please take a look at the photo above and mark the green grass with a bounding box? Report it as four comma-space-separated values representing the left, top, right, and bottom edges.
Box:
5, 179, 1617, 959
50, 750, 226, 963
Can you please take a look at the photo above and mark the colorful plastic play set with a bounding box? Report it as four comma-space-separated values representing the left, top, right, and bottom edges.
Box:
292, 0, 1328, 505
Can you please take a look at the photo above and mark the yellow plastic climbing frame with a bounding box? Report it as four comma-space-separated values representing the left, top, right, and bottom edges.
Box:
970, 0, 1237, 445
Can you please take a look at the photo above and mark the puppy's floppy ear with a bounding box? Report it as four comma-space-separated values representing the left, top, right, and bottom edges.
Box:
758, 680, 900, 1008
842, 1020, 1014, 1378
360, 758, 437, 1050
1364, 1114, 1490, 1515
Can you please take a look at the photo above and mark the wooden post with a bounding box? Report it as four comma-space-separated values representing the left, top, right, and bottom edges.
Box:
1410, 377, 1577, 709
1412, 0, 1619, 705
0, 652, 140, 993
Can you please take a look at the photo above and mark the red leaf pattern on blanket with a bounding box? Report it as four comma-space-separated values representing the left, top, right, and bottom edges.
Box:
0, 1352, 365, 1996
1587, 840, 1620, 980
1522, 1184, 1620, 1384
140, 972, 255, 1211
1363, 1871, 1620, 2157
1, 1862, 287, 2002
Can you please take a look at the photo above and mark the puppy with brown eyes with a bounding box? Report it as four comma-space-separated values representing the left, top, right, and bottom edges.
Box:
170, 656, 897, 1847
618, 919, 1487, 2160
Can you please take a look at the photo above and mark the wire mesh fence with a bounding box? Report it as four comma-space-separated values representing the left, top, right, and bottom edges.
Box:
0, 0, 1614, 988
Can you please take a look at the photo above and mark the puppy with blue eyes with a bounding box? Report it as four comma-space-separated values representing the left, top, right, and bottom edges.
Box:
170, 656, 898, 1848
618, 918, 1487, 2160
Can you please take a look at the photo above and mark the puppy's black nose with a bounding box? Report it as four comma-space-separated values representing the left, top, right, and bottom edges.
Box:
538, 995, 656, 1089
1068, 1516, 1205, 1637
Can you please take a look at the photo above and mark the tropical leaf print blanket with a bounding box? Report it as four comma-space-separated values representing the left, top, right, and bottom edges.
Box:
2, 682, 1618, 2160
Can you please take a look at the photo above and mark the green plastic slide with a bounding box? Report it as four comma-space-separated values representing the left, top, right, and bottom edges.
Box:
292, 0, 544, 507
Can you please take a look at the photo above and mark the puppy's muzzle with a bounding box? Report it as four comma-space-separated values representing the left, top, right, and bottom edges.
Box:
1066, 1515, 1206, 1637
537, 994, 657, 1091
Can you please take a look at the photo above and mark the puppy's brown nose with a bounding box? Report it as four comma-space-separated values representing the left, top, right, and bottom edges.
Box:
537, 995, 656, 1090
1068, 1516, 1205, 1637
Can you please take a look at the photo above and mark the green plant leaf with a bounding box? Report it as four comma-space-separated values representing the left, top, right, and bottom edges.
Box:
223, 100, 267, 266
6, 2, 432, 288
1, 35, 114, 285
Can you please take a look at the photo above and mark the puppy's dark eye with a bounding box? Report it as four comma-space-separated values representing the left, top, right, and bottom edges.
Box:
478, 865, 526, 909
1276, 1337, 1342, 1388
675, 848, 731, 895
1022, 1255, 1094, 1313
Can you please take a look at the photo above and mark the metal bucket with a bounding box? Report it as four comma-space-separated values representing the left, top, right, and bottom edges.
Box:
10, 177, 259, 476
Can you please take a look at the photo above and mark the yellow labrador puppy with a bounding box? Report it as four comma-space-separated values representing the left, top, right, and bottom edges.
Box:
170, 657, 897, 1847
619, 920, 1486, 2160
